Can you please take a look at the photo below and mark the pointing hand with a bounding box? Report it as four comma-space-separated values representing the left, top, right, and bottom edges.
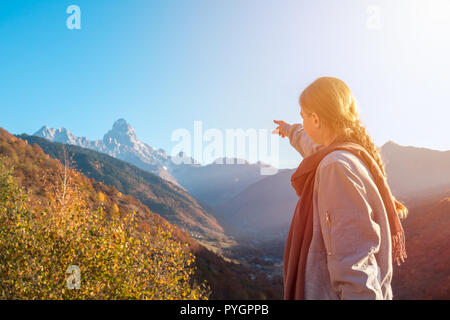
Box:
272, 120, 291, 138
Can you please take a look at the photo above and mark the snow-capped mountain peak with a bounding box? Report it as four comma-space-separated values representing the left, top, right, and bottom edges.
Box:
103, 118, 139, 147
33, 119, 182, 186
34, 126, 82, 146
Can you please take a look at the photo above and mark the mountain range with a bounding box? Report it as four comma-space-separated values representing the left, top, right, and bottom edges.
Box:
381, 141, 450, 198
33, 119, 195, 188
33, 119, 275, 207
33, 120, 450, 243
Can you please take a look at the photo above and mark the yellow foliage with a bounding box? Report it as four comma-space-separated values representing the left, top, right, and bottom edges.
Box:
112, 203, 120, 216
0, 158, 210, 300
97, 192, 105, 203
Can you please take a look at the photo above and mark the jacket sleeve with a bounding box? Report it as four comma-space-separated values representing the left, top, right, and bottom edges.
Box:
316, 160, 384, 300
286, 123, 325, 158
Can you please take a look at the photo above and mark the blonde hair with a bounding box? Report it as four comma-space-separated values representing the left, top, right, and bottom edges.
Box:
299, 76, 408, 218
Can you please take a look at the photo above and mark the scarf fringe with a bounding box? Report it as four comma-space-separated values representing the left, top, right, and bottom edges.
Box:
392, 231, 407, 266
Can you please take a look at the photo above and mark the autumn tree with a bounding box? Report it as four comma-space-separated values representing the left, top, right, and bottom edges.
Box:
0, 156, 210, 299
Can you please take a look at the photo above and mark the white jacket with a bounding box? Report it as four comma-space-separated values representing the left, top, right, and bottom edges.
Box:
286, 123, 393, 300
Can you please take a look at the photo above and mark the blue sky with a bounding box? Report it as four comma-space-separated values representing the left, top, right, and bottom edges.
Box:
1, 0, 449, 169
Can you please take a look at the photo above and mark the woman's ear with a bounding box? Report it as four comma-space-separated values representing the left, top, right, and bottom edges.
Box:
311, 112, 321, 129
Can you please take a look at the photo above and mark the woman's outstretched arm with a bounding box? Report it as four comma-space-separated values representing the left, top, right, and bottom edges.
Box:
273, 120, 324, 158
287, 123, 324, 158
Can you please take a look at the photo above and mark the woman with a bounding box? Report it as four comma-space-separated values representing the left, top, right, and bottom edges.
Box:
273, 77, 408, 300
